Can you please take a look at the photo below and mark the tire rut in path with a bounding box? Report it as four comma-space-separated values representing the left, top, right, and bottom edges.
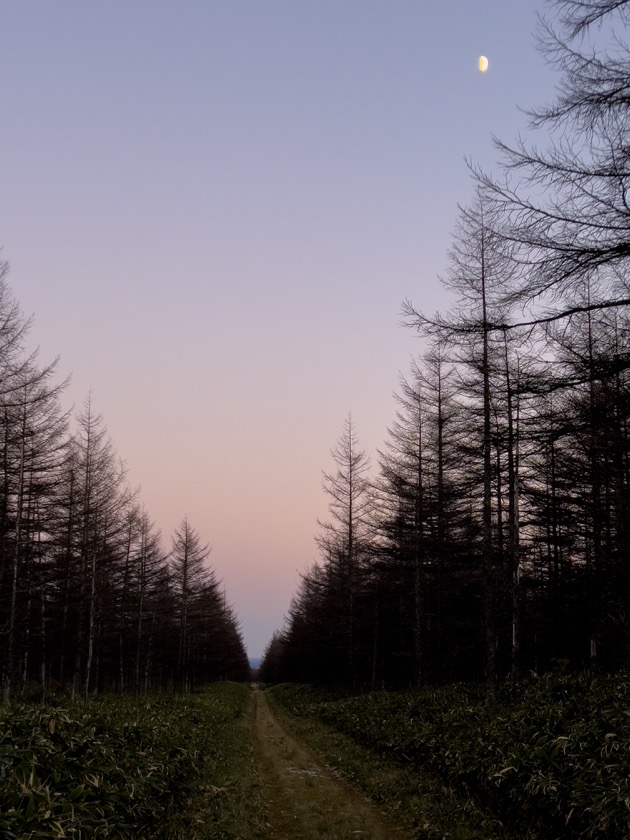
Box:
250, 686, 408, 840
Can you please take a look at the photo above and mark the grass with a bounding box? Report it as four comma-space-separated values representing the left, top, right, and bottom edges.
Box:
10, 675, 621, 838
267, 684, 529, 840
0, 683, 266, 840
268, 675, 630, 839
251, 686, 402, 839
160, 685, 268, 839
140, 683, 265, 839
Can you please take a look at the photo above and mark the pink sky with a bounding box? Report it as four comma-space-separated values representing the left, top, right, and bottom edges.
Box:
0, 0, 553, 658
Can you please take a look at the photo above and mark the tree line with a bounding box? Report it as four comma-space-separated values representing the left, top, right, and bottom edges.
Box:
261, 0, 630, 693
0, 269, 249, 702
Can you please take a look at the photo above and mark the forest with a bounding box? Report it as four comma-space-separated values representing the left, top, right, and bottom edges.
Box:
0, 263, 250, 703
261, 0, 630, 694
3, 0, 630, 706
5, 1, 630, 837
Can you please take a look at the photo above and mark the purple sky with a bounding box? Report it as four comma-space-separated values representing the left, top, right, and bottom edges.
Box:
1, 0, 554, 658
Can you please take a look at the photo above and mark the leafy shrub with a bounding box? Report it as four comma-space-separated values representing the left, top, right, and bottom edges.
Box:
0, 683, 250, 838
272, 673, 630, 838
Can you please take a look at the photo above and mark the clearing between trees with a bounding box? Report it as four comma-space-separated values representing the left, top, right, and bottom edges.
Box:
250, 684, 407, 839
3, 675, 629, 838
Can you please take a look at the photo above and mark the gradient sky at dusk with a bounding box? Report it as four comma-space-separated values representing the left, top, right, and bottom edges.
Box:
1, 1, 555, 658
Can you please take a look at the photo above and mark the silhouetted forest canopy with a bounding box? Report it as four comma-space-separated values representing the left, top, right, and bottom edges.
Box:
261, 0, 630, 693
0, 264, 250, 702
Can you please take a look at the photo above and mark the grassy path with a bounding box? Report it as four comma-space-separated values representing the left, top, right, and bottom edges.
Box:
265, 686, 519, 840
251, 686, 409, 840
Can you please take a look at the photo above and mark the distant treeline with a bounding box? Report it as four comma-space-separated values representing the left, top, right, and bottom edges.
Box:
0, 269, 249, 703
261, 0, 630, 692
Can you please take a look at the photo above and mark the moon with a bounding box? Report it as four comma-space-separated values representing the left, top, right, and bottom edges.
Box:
478, 55, 489, 73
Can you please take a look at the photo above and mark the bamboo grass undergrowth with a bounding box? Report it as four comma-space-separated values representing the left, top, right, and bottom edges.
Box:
266, 686, 516, 840
0, 682, 261, 839
268, 673, 630, 840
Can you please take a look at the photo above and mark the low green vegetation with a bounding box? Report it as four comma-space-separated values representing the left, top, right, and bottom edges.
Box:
5, 674, 628, 838
267, 685, 510, 840
0, 683, 264, 839
269, 672, 630, 839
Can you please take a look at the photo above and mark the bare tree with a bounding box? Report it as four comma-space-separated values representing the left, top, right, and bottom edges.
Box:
0, 269, 68, 704
474, 0, 630, 334
316, 414, 374, 686
170, 517, 212, 692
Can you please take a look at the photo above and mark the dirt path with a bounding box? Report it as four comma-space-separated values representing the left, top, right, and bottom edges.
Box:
250, 686, 408, 840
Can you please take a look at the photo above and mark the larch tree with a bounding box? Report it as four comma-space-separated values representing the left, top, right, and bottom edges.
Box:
476, 0, 630, 332
404, 192, 521, 694
375, 350, 465, 686
131, 509, 167, 694
56, 395, 132, 700
316, 413, 374, 687
0, 265, 251, 696
375, 362, 432, 686
0, 267, 68, 704
169, 517, 212, 692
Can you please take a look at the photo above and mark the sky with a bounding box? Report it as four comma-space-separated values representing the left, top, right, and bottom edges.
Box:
0, 0, 556, 659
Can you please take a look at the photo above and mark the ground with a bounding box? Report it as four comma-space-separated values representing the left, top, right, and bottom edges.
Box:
250, 686, 409, 840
